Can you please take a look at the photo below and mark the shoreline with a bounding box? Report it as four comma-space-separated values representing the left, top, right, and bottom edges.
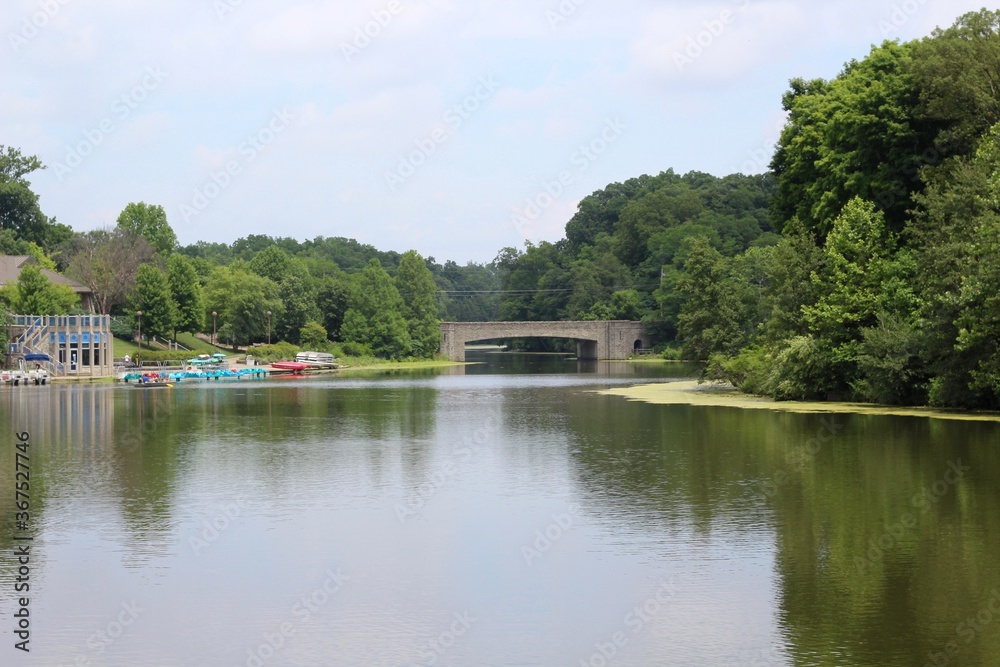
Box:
598, 380, 1000, 423
40, 359, 470, 384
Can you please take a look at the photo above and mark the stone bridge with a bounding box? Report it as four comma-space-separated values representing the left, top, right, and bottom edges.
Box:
438, 321, 650, 362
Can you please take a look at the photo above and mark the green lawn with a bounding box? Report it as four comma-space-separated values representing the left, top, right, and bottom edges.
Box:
113, 333, 233, 359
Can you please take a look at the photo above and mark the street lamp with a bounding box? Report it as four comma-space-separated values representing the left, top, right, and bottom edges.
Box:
212, 311, 217, 346
266, 310, 272, 345
136, 311, 143, 351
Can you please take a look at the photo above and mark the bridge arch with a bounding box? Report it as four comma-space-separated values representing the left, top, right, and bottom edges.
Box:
439, 321, 649, 362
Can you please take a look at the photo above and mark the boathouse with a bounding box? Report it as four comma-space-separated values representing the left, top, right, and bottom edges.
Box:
6, 314, 114, 378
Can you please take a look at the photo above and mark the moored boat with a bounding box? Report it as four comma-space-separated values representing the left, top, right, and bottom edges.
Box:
271, 361, 308, 372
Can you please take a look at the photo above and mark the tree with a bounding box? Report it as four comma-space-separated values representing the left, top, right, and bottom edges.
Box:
167, 254, 204, 337
116, 202, 177, 255
770, 42, 937, 237
676, 237, 748, 360
0, 263, 79, 315
316, 275, 351, 340
395, 250, 441, 358
0, 146, 71, 249
299, 321, 328, 349
132, 265, 176, 343
203, 265, 282, 348
803, 198, 898, 344
65, 228, 156, 314
912, 9, 1000, 156
340, 259, 411, 359
249, 245, 292, 284
276, 275, 318, 344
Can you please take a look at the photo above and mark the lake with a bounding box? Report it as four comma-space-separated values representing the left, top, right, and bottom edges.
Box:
2, 351, 999, 666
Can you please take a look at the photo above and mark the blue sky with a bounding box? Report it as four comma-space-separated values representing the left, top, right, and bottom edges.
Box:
3, 0, 987, 263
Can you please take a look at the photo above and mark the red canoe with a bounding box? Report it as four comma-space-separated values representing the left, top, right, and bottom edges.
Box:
271, 361, 308, 372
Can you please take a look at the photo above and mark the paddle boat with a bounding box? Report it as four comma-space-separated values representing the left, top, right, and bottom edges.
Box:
271, 361, 308, 372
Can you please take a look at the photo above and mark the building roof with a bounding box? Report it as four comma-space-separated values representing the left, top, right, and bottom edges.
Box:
0, 255, 93, 294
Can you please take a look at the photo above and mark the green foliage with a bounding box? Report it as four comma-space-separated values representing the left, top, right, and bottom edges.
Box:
132, 264, 176, 342
912, 9, 1000, 156
340, 259, 411, 360
676, 237, 763, 361
853, 312, 926, 404
761, 336, 839, 401
0, 146, 63, 248
203, 265, 282, 348
336, 341, 373, 358
249, 245, 292, 283
316, 275, 351, 340
707, 347, 771, 394
26, 242, 56, 270
395, 250, 441, 358
248, 342, 300, 363
770, 42, 935, 237
276, 275, 318, 344
1, 263, 79, 314
116, 202, 177, 255
299, 321, 329, 349
167, 254, 204, 335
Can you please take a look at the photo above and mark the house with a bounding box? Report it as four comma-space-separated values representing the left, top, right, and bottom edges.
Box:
0, 255, 95, 312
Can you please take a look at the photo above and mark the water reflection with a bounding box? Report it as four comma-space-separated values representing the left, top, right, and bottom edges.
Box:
1, 362, 999, 666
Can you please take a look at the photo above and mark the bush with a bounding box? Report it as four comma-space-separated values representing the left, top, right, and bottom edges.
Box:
336, 341, 373, 358
248, 342, 300, 363
299, 321, 329, 349
126, 349, 190, 364
852, 312, 927, 405
707, 347, 771, 394
759, 336, 838, 401
660, 345, 684, 361
109, 317, 134, 339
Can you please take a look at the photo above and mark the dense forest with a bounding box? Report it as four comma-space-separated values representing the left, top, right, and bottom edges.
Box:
493, 8, 1000, 410
3, 9, 1000, 408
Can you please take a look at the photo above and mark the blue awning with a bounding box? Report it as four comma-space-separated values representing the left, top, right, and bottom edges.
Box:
24, 353, 51, 362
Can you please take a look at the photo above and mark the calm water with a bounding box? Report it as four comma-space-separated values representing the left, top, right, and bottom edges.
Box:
1, 352, 999, 666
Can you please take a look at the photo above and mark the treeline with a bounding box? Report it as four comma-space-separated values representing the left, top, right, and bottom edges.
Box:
697, 8, 1000, 409
5, 9, 1000, 402
0, 153, 498, 359
494, 9, 1000, 408
494, 169, 776, 344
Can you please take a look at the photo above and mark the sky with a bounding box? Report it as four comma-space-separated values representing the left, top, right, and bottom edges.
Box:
2, 0, 989, 264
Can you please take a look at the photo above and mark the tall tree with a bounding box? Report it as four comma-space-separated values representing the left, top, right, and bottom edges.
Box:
64, 228, 156, 314
341, 259, 411, 359
116, 202, 177, 255
276, 275, 318, 344
395, 250, 441, 358
167, 254, 204, 338
132, 265, 176, 343
912, 9, 1000, 156
0, 146, 71, 249
249, 245, 292, 284
316, 275, 351, 341
203, 265, 282, 348
0, 263, 79, 315
770, 42, 937, 238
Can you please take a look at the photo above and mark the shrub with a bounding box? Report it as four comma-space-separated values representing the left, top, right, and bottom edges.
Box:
248, 342, 300, 363
759, 336, 838, 401
707, 347, 771, 394
336, 341, 373, 358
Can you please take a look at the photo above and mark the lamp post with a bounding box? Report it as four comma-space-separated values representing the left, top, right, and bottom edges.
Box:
136, 311, 143, 351
212, 311, 217, 346
266, 310, 272, 345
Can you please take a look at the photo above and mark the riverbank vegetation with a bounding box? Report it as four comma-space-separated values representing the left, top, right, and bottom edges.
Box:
3, 9, 999, 406
493, 9, 1000, 410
